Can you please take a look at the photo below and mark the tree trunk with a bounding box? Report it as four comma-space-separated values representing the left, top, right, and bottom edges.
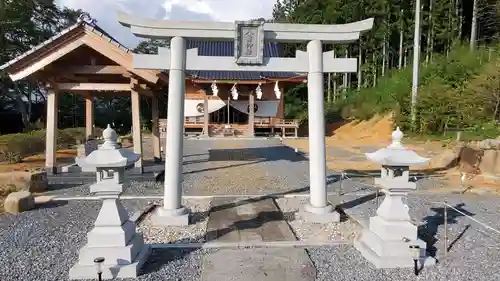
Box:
372, 52, 377, 88
446, 1, 452, 57
382, 35, 386, 76
404, 48, 408, 68
470, 0, 478, 51
327, 72, 331, 103
398, 10, 404, 69
333, 50, 337, 102
457, 0, 462, 41
358, 42, 363, 90
425, 0, 433, 65
343, 50, 348, 92
13, 83, 30, 128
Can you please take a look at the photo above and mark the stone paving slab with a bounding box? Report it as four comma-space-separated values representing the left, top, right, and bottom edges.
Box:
201, 248, 316, 281
202, 197, 315, 281
205, 197, 296, 242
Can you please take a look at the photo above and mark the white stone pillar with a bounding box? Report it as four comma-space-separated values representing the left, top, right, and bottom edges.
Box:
302, 40, 339, 222
131, 85, 143, 173
248, 92, 255, 137
45, 88, 58, 175
84, 93, 94, 140
151, 95, 161, 162
153, 36, 190, 226
203, 94, 209, 137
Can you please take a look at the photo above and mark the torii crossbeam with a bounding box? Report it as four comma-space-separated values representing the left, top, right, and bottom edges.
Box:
118, 11, 373, 226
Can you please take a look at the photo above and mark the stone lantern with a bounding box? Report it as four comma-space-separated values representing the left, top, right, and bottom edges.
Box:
354, 127, 436, 268
69, 125, 150, 280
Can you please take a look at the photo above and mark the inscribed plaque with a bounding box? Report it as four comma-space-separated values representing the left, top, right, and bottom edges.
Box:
234, 21, 265, 65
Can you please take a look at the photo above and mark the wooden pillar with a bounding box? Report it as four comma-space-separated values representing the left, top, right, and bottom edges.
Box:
203, 94, 209, 137
130, 79, 143, 173
151, 95, 161, 163
84, 92, 94, 140
248, 92, 255, 137
45, 88, 59, 174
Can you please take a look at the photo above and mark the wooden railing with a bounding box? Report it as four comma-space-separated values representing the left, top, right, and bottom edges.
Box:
161, 117, 300, 128
254, 117, 300, 127
184, 116, 204, 124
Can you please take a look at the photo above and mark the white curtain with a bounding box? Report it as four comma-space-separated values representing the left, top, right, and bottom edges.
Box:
230, 100, 280, 117
184, 99, 227, 117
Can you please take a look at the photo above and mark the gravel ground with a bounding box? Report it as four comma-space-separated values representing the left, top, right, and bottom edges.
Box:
275, 197, 359, 242
0, 200, 149, 281
46, 138, 322, 197
336, 178, 500, 281
138, 199, 212, 244
309, 242, 500, 281
2, 138, 499, 280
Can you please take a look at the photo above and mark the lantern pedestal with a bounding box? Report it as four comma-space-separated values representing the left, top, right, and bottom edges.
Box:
69, 197, 151, 279
354, 229, 433, 268
69, 125, 150, 280
353, 127, 436, 269
354, 188, 435, 268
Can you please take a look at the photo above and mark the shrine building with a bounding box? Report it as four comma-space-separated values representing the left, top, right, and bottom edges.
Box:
0, 16, 303, 173
172, 40, 304, 138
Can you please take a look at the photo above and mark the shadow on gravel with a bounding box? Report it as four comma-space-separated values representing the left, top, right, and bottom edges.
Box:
207, 146, 307, 162
140, 193, 304, 275
418, 203, 475, 257
35, 200, 68, 210
337, 192, 379, 211
342, 166, 451, 181
46, 183, 83, 192
158, 146, 309, 180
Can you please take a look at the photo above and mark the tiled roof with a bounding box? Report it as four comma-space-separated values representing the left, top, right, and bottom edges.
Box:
185, 41, 303, 81
0, 17, 129, 70
1, 16, 302, 81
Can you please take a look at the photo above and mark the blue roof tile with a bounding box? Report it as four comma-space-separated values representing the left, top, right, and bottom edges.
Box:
185, 41, 302, 81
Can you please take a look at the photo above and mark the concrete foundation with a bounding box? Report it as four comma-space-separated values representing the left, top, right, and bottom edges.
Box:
299, 203, 340, 223
151, 205, 190, 226
69, 244, 150, 280
354, 228, 436, 268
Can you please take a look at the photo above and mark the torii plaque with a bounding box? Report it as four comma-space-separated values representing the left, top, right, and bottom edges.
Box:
118, 12, 373, 226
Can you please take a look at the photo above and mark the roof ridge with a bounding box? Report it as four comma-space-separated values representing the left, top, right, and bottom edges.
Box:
0, 14, 131, 71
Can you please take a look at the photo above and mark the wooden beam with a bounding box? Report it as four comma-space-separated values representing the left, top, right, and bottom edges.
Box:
56, 82, 130, 91
67, 65, 126, 75
9, 39, 85, 81
82, 32, 160, 84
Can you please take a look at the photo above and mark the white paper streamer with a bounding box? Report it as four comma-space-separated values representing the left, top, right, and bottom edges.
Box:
274, 81, 281, 99
211, 81, 218, 96
255, 83, 263, 100
231, 83, 239, 100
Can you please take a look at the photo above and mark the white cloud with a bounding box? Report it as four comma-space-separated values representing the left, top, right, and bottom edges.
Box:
55, 0, 276, 48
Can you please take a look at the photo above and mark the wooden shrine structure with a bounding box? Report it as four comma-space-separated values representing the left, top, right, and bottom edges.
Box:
0, 15, 303, 173
0, 15, 167, 173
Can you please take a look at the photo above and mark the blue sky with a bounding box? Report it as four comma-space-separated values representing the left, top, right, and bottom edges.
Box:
55, 0, 276, 48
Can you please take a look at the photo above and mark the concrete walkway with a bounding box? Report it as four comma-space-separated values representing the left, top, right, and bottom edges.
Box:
201, 197, 316, 281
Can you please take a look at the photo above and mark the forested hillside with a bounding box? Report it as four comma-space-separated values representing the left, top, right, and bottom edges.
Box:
274, 0, 500, 138
1, 0, 500, 139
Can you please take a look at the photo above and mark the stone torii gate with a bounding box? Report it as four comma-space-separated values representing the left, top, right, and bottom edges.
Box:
118, 12, 373, 225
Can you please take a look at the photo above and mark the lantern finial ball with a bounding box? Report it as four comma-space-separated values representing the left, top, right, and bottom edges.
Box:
390, 127, 404, 148
103, 124, 116, 140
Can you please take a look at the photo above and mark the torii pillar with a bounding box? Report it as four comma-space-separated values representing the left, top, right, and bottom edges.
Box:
118, 12, 373, 225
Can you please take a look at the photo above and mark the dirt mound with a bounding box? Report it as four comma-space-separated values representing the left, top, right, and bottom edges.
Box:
326, 114, 394, 147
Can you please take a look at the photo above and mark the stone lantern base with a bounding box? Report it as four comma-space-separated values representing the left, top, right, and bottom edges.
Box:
354, 217, 436, 268
69, 199, 151, 280
69, 244, 150, 280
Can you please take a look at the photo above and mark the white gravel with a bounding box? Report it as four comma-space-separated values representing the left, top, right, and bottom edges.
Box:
137, 199, 212, 244
3, 139, 500, 281
275, 197, 360, 242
